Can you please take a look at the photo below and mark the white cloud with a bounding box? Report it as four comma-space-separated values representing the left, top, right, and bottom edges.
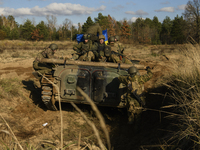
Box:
177, 4, 186, 10
0, 3, 106, 17
155, 7, 175, 12
130, 17, 145, 22
125, 10, 148, 16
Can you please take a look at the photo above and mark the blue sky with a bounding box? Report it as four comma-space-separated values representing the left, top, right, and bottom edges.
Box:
0, 0, 188, 27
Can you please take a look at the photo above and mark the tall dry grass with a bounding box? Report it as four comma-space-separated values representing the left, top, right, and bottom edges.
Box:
163, 44, 200, 149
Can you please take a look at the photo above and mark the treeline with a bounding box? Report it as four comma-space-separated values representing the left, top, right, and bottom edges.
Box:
0, 0, 198, 45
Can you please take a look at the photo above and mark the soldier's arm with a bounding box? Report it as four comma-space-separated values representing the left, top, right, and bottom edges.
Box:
117, 43, 125, 54
46, 49, 56, 59
73, 42, 83, 51
91, 43, 99, 57
138, 68, 153, 84
118, 75, 129, 84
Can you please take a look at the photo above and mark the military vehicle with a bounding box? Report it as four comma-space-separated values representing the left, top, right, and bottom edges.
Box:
37, 58, 145, 110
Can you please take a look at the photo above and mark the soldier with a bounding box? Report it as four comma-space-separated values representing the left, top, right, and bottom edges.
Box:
86, 23, 102, 43
72, 34, 96, 61
95, 35, 106, 62
32, 43, 58, 79
108, 36, 132, 64
98, 46, 113, 62
118, 66, 153, 125
114, 35, 124, 54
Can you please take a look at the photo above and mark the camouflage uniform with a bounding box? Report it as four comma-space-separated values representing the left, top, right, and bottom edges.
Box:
96, 42, 106, 62
86, 23, 102, 42
106, 43, 132, 64
118, 67, 153, 124
106, 43, 130, 64
33, 48, 57, 74
73, 40, 96, 61
115, 41, 124, 53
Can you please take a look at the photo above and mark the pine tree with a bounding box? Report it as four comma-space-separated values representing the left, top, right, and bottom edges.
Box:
120, 20, 131, 42
36, 21, 49, 41
31, 29, 44, 41
20, 19, 35, 40
82, 16, 94, 33
161, 16, 172, 44
171, 15, 187, 44
107, 15, 116, 37
151, 16, 162, 44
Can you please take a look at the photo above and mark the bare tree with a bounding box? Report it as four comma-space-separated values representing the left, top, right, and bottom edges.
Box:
46, 15, 57, 29
63, 18, 72, 40
78, 22, 82, 34
46, 15, 57, 40
183, 0, 200, 43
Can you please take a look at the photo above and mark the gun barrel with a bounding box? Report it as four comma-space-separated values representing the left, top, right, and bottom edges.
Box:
40, 58, 145, 70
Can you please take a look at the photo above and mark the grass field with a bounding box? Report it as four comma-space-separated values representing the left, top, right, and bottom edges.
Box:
0, 40, 199, 149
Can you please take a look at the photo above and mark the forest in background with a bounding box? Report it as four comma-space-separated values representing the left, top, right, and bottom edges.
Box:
0, 0, 199, 45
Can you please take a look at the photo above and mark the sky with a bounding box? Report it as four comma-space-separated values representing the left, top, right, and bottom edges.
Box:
0, 0, 189, 27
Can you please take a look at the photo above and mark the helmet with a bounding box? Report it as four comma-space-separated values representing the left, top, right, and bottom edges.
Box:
99, 35, 105, 40
115, 35, 120, 41
108, 36, 115, 43
104, 46, 111, 57
49, 43, 58, 50
83, 34, 90, 40
128, 66, 138, 75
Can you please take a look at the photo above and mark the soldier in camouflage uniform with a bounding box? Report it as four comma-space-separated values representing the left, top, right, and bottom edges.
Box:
72, 34, 96, 61
95, 35, 106, 62
33, 43, 58, 78
86, 23, 102, 43
114, 35, 124, 54
108, 36, 132, 64
98, 46, 113, 62
118, 66, 153, 125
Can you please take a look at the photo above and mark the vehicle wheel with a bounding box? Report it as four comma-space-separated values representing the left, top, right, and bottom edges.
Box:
41, 84, 57, 110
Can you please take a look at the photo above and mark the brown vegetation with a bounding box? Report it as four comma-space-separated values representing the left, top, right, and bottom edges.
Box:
0, 40, 199, 149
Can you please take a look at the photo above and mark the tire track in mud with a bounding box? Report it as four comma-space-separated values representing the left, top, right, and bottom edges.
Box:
0, 67, 34, 79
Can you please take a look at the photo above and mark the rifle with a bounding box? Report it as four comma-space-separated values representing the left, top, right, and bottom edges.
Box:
127, 84, 146, 107
111, 50, 128, 61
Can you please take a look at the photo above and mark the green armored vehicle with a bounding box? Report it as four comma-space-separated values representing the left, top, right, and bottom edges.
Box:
38, 58, 144, 110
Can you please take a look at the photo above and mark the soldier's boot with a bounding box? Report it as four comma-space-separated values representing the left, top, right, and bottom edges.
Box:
127, 101, 135, 124
32, 72, 42, 88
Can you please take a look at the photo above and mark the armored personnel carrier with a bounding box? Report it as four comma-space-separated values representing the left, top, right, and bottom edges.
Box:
37, 58, 144, 110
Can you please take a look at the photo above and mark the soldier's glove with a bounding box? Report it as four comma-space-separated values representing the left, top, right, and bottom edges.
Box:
146, 66, 151, 70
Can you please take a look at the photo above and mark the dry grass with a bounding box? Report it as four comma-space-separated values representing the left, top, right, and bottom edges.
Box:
0, 78, 23, 102
161, 44, 200, 149
0, 40, 75, 63
1, 40, 198, 149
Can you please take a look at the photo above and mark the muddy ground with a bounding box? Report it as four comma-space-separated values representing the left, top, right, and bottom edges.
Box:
0, 43, 182, 149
